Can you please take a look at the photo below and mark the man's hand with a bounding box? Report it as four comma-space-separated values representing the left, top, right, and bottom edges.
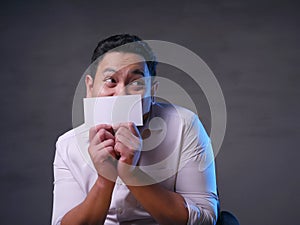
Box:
88, 124, 118, 182
113, 122, 142, 180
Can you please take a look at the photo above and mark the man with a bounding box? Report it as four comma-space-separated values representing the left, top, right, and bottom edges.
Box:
52, 34, 218, 225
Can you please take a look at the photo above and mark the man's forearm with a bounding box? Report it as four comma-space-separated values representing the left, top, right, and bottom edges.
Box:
61, 175, 115, 225
121, 169, 189, 225
129, 184, 188, 225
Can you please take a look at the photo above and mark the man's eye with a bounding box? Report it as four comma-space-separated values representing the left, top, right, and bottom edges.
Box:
129, 80, 145, 86
104, 78, 116, 84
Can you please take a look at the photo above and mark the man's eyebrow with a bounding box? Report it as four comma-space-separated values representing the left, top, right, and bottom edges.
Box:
103, 68, 117, 74
132, 69, 145, 76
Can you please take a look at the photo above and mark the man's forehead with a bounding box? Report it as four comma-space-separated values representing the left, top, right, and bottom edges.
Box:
99, 52, 147, 70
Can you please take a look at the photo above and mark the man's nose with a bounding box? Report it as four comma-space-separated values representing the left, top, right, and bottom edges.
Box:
114, 84, 128, 96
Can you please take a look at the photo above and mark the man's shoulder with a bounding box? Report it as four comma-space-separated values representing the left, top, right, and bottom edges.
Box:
54, 124, 94, 170
56, 124, 89, 147
154, 102, 198, 121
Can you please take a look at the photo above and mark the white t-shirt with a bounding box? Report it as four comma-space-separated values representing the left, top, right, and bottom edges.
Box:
51, 103, 219, 225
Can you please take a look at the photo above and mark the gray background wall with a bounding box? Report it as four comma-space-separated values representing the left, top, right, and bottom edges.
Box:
1, 0, 299, 225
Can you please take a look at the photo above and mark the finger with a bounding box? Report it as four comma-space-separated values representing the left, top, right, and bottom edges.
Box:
89, 139, 115, 160
115, 126, 141, 149
114, 122, 140, 137
95, 124, 114, 135
95, 124, 113, 132
115, 142, 140, 167
114, 142, 135, 162
114, 124, 137, 140
96, 145, 118, 160
95, 139, 115, 151
89, 124, 113, 141
115, 132, 140, 151
127, 122, 140, 137
89, 126, 98, 142
89, 139, 113, 155
91, 129, 115, 145
112, 123, 121, 133
104, 129, 115, 140
106, 146, 118, 159
90, 129, 106, 145
92, 146, 114, 162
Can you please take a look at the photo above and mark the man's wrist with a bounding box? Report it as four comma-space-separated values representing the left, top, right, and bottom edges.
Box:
96, 174, 115, 189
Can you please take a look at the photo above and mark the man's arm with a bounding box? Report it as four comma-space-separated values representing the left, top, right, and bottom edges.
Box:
175, 115, 218, 224
114, 117, 218, 225
119, 168, 189, 225
52, 124, 117, 225
114, 122, 189, 225
60, 176, 115, 225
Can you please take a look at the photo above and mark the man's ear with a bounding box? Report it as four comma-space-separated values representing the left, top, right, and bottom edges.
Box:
85, 75, 94, 98
151, 80, 159, 96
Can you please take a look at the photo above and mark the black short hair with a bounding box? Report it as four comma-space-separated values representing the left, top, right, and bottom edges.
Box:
90, 34, 157, 77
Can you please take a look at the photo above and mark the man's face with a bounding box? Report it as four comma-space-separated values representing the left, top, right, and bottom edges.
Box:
85, 52, 155, 115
